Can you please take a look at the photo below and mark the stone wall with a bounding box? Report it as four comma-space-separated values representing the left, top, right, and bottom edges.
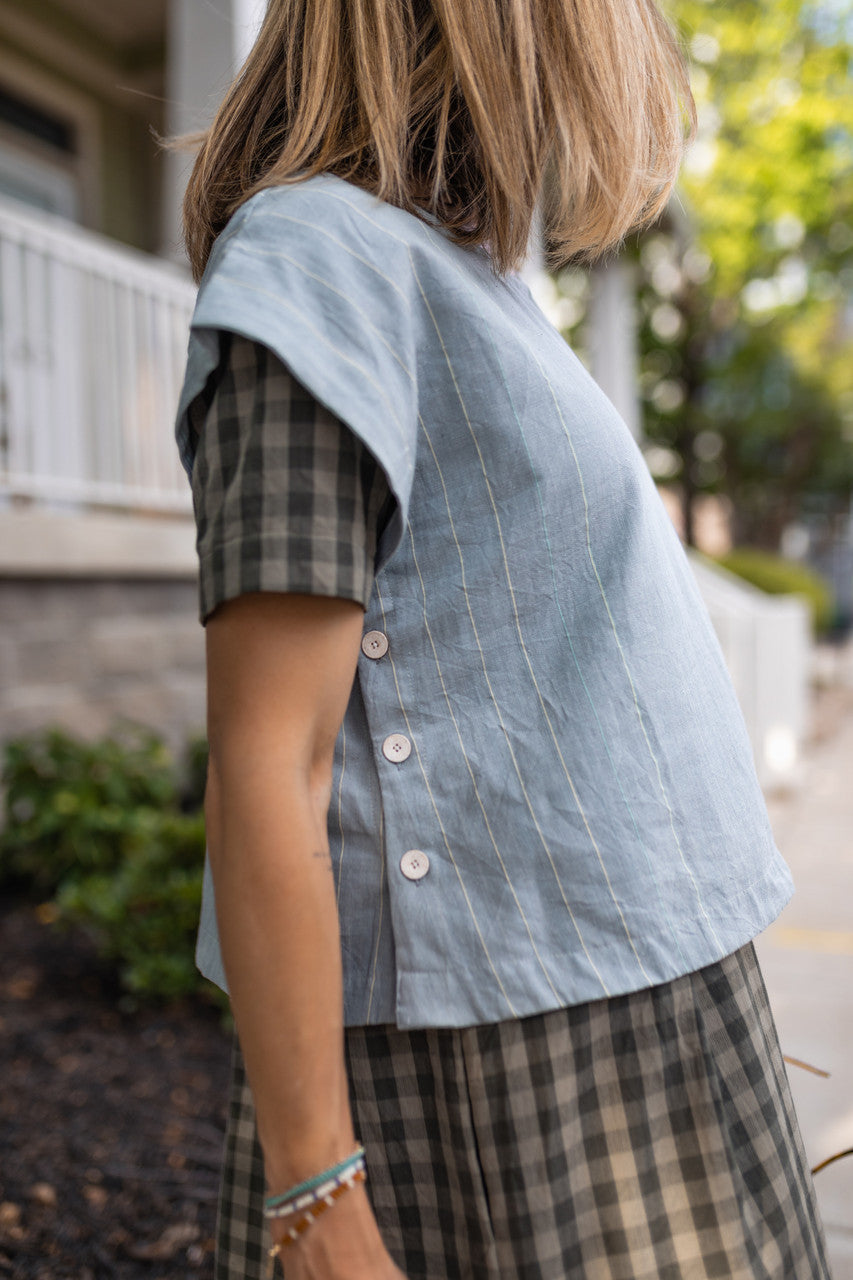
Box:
0, 577, 206, 760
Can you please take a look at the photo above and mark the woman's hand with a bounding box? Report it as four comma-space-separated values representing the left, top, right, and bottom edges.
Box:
273, 1184, 407, 1279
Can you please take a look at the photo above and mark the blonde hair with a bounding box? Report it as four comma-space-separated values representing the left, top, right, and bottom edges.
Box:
182, 0, 694, 283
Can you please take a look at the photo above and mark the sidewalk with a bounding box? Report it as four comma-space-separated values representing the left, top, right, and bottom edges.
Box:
758, 644, 853, 1279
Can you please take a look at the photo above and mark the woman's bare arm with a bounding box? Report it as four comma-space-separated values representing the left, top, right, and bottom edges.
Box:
204, 591, 405, 1278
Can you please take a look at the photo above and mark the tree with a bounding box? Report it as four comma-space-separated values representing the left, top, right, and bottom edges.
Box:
557, 0, 853, 548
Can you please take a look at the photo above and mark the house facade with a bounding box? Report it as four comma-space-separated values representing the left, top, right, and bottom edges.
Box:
0, 0, 265, 756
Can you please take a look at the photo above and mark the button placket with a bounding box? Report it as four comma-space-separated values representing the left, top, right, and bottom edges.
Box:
369, 632, 424, 886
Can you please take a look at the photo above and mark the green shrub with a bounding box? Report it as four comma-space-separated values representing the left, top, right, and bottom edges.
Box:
181, 732, 210, 813
0, 724, 220, 1007
57, 809, 207, 1002
714, 548, 835, 636
0, 724, 177, 894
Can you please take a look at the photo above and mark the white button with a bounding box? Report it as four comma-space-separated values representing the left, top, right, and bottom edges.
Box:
361, 630, 389, 659
400, 850, 430, 881
382, 733, 412, 763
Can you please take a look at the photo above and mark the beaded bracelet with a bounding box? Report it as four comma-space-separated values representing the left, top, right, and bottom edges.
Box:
265, 1167, 367, 1276
264, 1153, 367, 1220
263, 1145, 365, 1214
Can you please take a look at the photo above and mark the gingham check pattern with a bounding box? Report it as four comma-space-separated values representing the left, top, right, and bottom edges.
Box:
189, 332, 391, 626
214, 944, 830, 1279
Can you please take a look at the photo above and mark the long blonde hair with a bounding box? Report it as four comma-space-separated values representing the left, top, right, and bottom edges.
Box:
182, 0, 694, 283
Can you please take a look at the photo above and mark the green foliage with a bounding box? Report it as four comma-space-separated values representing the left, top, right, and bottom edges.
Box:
663, 0, 853, 542
715, 547, 836, 634
0, 724, 219, 1007
0, 724, 177, 894
181, 732, 210, 814
555, 0, 853, 548
57, 809, 207, 1002
675, 0, 853, 305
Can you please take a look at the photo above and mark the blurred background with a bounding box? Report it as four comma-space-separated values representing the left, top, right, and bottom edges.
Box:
0, 0, 850, 1277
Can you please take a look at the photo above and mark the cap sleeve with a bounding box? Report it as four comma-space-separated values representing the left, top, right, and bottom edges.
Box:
175, 180, 420, 577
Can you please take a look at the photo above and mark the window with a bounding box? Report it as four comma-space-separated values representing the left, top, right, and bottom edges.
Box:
0, 85, 82, 220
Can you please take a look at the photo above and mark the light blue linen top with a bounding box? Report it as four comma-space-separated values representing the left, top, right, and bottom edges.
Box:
175, 174, 793, 1030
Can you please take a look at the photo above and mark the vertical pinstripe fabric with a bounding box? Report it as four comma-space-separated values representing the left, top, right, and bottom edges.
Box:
176, 174, 794, 1031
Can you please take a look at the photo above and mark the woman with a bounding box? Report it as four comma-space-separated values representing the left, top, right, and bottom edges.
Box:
174, 2, 831, 1277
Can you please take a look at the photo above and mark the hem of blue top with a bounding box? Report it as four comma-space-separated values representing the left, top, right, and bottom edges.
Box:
195, 852, 794, 1030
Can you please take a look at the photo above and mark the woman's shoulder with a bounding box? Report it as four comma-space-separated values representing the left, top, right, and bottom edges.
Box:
197, 174, 431, 341
212, 174, 429, 274
184, 173, 424, 504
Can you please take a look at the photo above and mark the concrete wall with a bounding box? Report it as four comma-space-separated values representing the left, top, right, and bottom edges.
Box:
0, 578, 205, 759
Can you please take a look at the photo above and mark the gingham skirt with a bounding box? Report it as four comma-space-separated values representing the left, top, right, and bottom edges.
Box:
215, 944, 830, 1279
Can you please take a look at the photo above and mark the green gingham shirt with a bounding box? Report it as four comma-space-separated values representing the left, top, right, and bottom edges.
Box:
188, 333, 393, 625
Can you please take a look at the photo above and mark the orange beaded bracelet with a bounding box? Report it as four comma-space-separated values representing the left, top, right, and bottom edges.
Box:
265, 1167, 367, 1276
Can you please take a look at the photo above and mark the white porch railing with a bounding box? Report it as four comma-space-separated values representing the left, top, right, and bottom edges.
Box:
0, 198, 197, 514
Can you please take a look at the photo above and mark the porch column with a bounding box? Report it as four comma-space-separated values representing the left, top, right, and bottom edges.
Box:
587, 259, 641, 441
522, 219, 642, 443
161, 0, 268, 260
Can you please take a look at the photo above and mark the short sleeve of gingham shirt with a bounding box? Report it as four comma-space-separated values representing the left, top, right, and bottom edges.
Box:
188, 333, 394, 626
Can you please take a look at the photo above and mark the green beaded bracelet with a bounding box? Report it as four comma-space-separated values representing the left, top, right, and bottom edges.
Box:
263, 1146, 366, 1211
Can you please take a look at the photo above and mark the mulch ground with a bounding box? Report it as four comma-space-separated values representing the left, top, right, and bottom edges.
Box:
0, 899, 232, 1280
